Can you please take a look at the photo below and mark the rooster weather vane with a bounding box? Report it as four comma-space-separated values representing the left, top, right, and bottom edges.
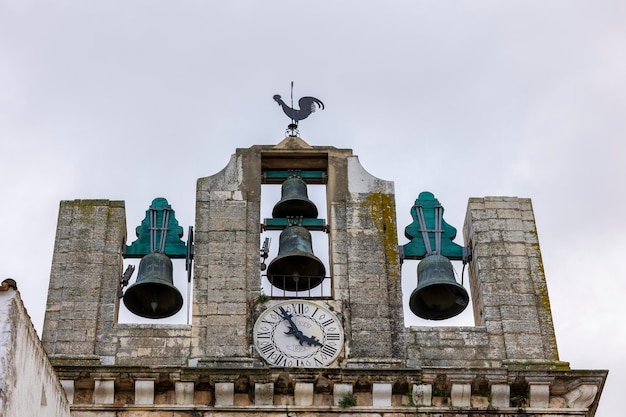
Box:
274, 83, 324, 136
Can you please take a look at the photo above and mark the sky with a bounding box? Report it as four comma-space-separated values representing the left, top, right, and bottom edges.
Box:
1, 1, 624, 415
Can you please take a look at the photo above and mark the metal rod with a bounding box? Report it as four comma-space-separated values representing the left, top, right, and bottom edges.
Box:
150, 209, 157, 253
415, 205, 433, 254
159, 209, 170, 253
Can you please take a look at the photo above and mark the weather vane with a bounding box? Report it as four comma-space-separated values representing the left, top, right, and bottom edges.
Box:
274, 82, 324, 136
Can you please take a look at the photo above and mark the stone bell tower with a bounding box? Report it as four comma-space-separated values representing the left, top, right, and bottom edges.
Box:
41, 134, 606, 416
190, 136, 404, 368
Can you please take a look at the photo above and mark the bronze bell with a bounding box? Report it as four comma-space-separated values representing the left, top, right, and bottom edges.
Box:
409, 254, 469, 320
272, 176, 318, 219
123, 252, 183, 319
267, 225, 326, 291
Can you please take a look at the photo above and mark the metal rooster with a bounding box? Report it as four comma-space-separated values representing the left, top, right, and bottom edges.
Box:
273, 94, 324, 122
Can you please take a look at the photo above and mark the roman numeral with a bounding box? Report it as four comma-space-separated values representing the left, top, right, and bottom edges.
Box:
321, 319, 334, 327
292, 303, 304, 314
321, 345, 337, 357
326, 333, 341, 341
273, 353, 287, 366
260, 344, 275, 355
256, 331, 271, 339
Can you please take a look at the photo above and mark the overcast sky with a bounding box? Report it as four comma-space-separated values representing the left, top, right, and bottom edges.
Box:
1, 2, 624, 415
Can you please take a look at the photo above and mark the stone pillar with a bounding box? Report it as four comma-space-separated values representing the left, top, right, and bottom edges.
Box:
294, 383, 314, 406
214, 382, 235, 406
60, 380, 74, 404
530, 383, 550, 408
372, 383, 392, 406
451, 383, 471, 407
42, 200, 126, 359
135, 380, 154, 405
333, 156, 404, 363
491, 384, 510, 408
254, 383, 274, 406
333, 383, 354, 406
193, 148, 261, 362
463, 197, 559, 361
93, 379, 114, 404
412, 384, 432, 406
175, 382, 195, 405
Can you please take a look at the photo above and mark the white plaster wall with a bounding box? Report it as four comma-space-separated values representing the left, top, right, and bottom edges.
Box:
0, 288, 70, 417
347, 156, 394, 194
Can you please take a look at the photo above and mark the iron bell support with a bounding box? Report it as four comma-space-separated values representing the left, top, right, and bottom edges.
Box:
120, 198, 191, 319
401, 192, 471, 320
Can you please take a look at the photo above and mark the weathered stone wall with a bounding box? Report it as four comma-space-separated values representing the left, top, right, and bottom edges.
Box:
0, 285, 70, 417
332, 156, 404, 363
42, 200, 127, 359
114, 324, 191, 366
465, 197, 558, 361
193, 147, 262, 364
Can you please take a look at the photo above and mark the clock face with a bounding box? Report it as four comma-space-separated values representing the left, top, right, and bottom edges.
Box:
253, 300, 344, 367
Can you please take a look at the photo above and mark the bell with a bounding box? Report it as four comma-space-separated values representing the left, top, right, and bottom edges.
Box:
409, 254, 469, 320
267, 225, 326, 291
272, 176, 318, 219
123, 252, 183, 319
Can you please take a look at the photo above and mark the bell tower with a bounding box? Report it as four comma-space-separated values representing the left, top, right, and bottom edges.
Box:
40, 98, 606, 415
191, 136, 404, 367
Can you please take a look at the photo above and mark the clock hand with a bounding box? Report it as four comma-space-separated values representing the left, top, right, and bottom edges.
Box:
299, 333, 323, 347
278, 307, 306, 344
278, 306, 323, 347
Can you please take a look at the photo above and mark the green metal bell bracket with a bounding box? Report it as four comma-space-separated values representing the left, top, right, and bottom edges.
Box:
263, 217, 327, 231
125, 197, 189, 259
262, 170, 327, 184
400, 191, 468, 261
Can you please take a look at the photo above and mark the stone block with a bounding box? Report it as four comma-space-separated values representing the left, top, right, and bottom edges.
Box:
372, 383, 392, 407
294, 383, 314, 406
94, 379, 114, 404
564, 384, 598, 409
175, 381, 194, 405
451, 383, 471, 407
333, 383, 353, 406
412, 384, 432, 406
491, 384, 510, 408
61, 380, 74, 404
134, 379, 154, 405
214, 382, 234, 406
254, 383, 274, 405
529, 383, 550, 408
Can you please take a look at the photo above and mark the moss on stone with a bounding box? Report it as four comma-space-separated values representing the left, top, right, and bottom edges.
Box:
360, 192, 400, 283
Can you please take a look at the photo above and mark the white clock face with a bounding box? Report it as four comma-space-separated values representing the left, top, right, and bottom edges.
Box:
253, 300, 344, 367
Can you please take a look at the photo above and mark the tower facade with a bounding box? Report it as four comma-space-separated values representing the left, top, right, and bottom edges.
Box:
41, 137, 606, 415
